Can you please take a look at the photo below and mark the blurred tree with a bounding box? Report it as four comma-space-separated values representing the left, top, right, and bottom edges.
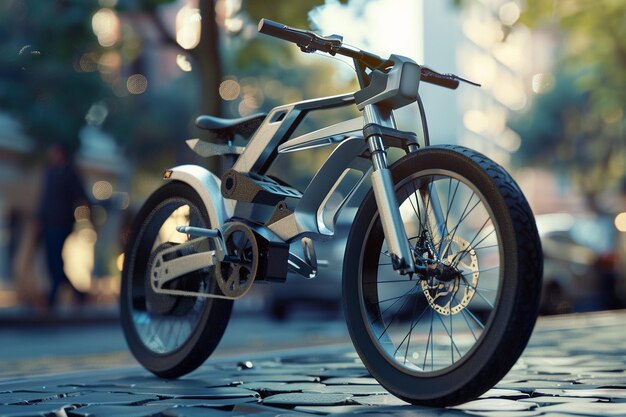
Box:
513, 0, 626, 212
0, 0, 222, 168
0, 1, 108, 150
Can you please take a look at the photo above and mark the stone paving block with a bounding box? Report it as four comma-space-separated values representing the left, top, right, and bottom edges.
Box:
262, 392, 353, 406
232, 374, 319, 383
521, 369, 579, 382
66, 404, 172, 417
313, 369, 371, 379
497, 380, 576, 390
231, 402, 313, 415
451, 398, 537, 412
294, 404, 374, 414
238, 382, 328, 395
144, 397, 259, 408
100, 375, 236, 388
0, 391, 62, 405
352, 405, 469, 416
0, 403, 73, 417
312, 384, 389, 395
538, 401, 626, 415
321, 377, 379, 385
577, 380, 626, 388
0, 382, 77, 394
350, 394, 409, 406
464, 411, 541, 417
112, 386, 259, 399
41, 392, 160, 406
160, 407, 236, 417
522, 356, 598, 367
478, 389, 529, 399
536, 388, 626, 399
519, 396, 602, 405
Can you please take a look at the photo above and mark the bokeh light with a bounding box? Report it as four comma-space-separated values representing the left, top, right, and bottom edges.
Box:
219, 79, 241, 100
92, 8, 120, 47
127, 74, 148, 94
92, 180, 113, 200
615, 213, 626, 232
176, 6, 201, 50
531, 72, 555, 94
499, 2, 520, 26
176, 54, 193, 72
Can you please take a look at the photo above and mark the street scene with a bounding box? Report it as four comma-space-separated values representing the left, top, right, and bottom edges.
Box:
2, 0, 626, 416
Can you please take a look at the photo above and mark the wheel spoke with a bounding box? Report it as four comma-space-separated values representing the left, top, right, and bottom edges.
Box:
359, 169, 507, 376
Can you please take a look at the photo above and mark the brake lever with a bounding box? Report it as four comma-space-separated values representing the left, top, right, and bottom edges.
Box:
298, 33, 343, 54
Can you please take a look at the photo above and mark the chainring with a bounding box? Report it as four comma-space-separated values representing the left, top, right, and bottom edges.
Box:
421, 235, 479, 315
215, 223, 259, 298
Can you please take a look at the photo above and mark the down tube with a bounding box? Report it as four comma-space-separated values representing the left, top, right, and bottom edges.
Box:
293, 136, 371, 238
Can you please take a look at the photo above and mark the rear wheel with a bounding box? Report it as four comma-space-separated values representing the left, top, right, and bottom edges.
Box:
343, 146, 542, 406
121, 182, 232, 378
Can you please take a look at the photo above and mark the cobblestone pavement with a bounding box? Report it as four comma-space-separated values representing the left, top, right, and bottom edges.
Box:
1, 310, 626, 416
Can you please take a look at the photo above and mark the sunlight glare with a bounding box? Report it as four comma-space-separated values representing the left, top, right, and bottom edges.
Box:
309, 0, 424, 62
176, 5, 201, 50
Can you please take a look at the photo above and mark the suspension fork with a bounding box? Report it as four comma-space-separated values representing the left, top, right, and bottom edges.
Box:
363, 105, 416, 274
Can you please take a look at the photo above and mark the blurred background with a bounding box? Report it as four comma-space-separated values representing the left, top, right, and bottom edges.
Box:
0, 0, 625, 321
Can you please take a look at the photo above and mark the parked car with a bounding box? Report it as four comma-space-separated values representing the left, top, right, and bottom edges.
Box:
536, 213, 625, 315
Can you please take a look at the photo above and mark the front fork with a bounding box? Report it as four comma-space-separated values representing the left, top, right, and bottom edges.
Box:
363, 105, 448, 275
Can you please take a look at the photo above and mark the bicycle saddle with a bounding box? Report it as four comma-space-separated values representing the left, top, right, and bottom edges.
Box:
195, 113, 267, 138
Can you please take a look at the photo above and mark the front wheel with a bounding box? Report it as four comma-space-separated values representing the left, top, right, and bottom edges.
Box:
343, 146, 542, 406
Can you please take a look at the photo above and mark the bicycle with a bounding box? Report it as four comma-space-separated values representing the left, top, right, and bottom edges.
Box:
120, 19, 543, 406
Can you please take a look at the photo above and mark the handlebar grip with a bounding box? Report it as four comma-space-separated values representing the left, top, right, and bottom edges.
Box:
258, 18, 312, 47
420, 68, 460, 90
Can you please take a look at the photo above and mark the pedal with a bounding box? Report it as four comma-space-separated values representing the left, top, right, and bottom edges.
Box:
302, 237, 317, 276
176, 226, 221, 238
287, 238, 318, 279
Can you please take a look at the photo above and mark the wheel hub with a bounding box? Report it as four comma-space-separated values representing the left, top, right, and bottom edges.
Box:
421, 236, 479, 315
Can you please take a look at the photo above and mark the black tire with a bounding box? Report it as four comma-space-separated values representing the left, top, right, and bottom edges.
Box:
343, 146, 542, 406
121, 181, 233, 378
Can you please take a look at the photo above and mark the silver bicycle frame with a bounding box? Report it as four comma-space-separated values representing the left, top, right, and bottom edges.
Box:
157, 59, 441, 290
226, 93, 416, 273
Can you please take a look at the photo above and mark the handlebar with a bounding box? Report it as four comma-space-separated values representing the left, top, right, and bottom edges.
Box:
258, 18, 386, 69
258, 18, 479, 91
258, 19, 341, 54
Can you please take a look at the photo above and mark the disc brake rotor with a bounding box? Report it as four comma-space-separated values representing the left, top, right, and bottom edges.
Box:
421, 235, 479, 315
215, 224, 259, 298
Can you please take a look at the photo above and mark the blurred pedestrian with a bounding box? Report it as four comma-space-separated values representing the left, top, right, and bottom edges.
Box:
35, 143, 90, 310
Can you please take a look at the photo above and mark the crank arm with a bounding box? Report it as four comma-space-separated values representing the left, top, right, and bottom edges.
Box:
287, 253, 317, 279
176, 225, 227, 258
